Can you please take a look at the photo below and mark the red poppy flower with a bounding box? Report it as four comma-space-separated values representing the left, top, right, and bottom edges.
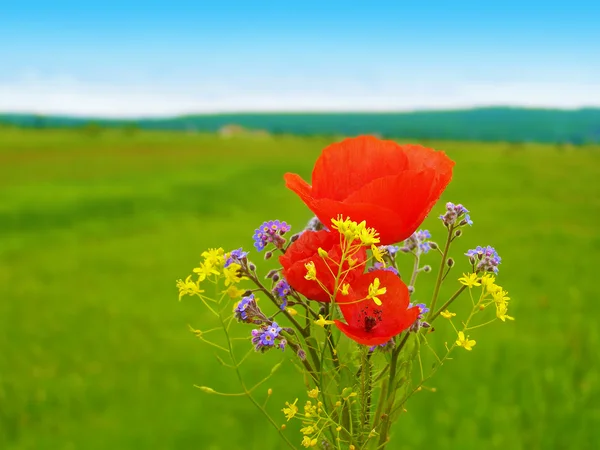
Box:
279, 230, 366, 302
334, 271, 419, 346
284, 136, 454, 245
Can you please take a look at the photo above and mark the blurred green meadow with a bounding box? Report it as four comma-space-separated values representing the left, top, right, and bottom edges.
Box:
1, 128, 599, 449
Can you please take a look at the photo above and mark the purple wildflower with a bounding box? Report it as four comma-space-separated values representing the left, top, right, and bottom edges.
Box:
409, 302, 431, 332
273, 279, 292, 310
440, 202, 473, 227
224, 248, 248, 268
253, 220, 292, 251
251, 321, 286, 353
466, 245, 501, 273
401, 229, 432, 254
368, 262, 399, 276
234, 294, 259, 322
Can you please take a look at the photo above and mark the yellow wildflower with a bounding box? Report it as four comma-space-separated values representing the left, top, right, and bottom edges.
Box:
456, 331, 476, 351
201, 248, 225, 266
223, 263, 246, 286
492, 289, 510, 304
317, 247, 328, 258
302, 436, 318, 448
340, 283, 350, 296
496, 302, 515, 322
458, 273, 481, 288
300, 425, 316, 435
308, 387, 320, 398
486, 283, 502, 294
193, 261, 220, 281
304, 400, 317, 417
224, 285, 246, 299
371, 244, 385, 264
367, 277, 386, 306
358, 225, 380, 246
287, 307, 298, 316
304, 261, 317, 280
480, 273, 495, 287
282, 399, 298, 421
176, 275, 203, 300
440, 309, 456, 319
314, 315, 335, 327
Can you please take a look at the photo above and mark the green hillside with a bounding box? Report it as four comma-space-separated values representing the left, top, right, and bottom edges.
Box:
1, 107, 599, 143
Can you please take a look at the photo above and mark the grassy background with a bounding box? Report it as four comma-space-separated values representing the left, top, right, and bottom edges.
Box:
1, 128, 599, 449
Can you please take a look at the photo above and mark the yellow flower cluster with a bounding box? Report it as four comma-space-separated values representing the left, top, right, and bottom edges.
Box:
176, 247, 247, 301
331, 215, 380, 246
481, 274, 514, 322
283, 388, 357, 449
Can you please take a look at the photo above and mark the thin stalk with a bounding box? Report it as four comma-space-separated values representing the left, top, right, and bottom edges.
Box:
427, 225, 453, 319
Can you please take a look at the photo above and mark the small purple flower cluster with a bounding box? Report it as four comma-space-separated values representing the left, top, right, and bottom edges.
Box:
368, 262, 399, 276
305, 216, 325, 231
378, 245, 400, 257
400, 230, 432, 254
224, 248, 248, 268
440, 202, 473, 228
369, 338, 395, 353
273, 278, 292, 310
409, 302, 431, 332
251, 322, 287, 352
234, 293, 260, 323
253, 220, 292, 251
466, 245, 502, 273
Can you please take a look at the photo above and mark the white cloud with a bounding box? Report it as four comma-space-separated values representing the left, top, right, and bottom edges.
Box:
1, 75, 599, 118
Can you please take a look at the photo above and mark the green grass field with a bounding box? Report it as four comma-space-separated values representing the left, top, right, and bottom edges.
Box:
1, 128, 599, 449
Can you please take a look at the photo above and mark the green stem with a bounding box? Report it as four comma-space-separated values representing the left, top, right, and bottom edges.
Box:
429, 285, 467, 322
218, 310, 297, 449
376, 333, 410, 448
427, 225, 453, 320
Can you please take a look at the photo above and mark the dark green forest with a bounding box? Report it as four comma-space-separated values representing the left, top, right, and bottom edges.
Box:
2, 107, 599, 143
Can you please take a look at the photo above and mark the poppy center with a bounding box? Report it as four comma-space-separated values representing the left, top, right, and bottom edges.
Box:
359, 307, 383, 333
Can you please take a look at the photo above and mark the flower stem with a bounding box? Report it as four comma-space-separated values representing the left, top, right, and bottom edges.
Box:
429, 285, 467, 322
427, 225, 453, 320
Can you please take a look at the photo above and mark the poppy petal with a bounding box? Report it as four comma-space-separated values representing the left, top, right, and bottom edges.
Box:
311, 136, 410, 200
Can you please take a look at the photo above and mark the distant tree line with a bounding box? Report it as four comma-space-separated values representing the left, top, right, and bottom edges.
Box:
1, 107, 599, 144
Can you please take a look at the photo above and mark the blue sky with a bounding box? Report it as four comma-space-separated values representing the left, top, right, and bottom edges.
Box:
1, 1, 599, 117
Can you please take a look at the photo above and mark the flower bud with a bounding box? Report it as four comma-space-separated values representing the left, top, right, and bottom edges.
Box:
319, 305, 326, 315
265, 269, 278, 279
447, 258, 454, 267
422, 265, 431, 272
290, 233, 301, 243
454, 229, 462, 237
267, 388, 273, 396
297, 348, 307, 361
281, 424, 286, 430
248, 263, 256, 272
197, 386, 216, 394
272, 273, 280, 283
243, 290, 253, 297
408, 286, 415, 294
429, 242, 439, 250
264, 250, 273, 260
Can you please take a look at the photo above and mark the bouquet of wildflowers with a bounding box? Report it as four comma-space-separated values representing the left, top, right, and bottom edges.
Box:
177, 136, 512, 449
